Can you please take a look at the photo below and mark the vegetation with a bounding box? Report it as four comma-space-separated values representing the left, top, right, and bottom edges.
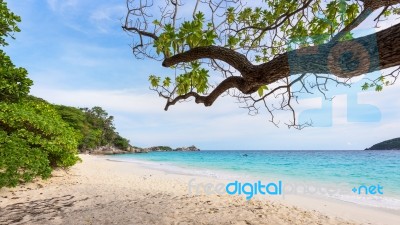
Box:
123, 0, 400, 128
146, 146, 173, 151
0, 0, 31, 102
0, 98, 80, 187
54, 105, 131, 151
0, 1, 81, 188
365, 138, 400, 150
0, 1, 130, 188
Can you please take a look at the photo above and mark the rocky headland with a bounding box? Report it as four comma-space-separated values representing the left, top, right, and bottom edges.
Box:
365, 137, 400, 150
88, 145, 199, 155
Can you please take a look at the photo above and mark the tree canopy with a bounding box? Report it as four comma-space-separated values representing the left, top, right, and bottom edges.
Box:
0, 0, 21, 47
365, 137, 400, 150
54, 105, 131, 151
123, 0, 400, 128
0, 1, 83, 188
0, 97, 80, 187
0, 0, 132, 188
0, 0, 32, 102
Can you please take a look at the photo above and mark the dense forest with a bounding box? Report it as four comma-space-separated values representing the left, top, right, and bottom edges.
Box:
0, 1, 130, 188
54, 105, 130, 151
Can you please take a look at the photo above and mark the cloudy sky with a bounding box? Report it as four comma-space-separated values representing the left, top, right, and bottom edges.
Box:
4, 0, 400, 150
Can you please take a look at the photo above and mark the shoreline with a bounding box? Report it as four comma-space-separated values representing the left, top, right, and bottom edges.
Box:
107, 154, 400, 210
0, 154, 399, 225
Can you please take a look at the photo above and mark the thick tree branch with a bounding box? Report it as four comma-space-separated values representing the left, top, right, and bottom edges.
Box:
164, 22, 400, 109
261, 22, 400, 83
162, 46, 255, 76
333, 0, 400, 41
361, 0, 400, 10
125, 0, 400, 127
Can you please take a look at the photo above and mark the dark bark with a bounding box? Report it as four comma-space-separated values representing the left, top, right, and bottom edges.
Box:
361, 0, 400, 10
162, 46, 255, 76
163, 22, 400, 109
159, 0, 400, 110
262, 22, 400, 82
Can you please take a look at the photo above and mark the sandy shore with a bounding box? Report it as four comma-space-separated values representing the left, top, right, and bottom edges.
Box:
0, 154, 399, 225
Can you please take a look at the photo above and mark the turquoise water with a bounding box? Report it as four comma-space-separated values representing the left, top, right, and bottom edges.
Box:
111, 150, 400, 201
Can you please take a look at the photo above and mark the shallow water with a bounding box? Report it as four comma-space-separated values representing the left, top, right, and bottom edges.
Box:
110, 150, 400, 209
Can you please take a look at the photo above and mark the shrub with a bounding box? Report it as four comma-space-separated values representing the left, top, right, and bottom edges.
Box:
0, 98, 80, 188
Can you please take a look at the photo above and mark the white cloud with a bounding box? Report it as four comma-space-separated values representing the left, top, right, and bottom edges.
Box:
9, 0, 400, 150
28, 83, 400, 150
90, 5, 126, 33
47, 0, 79, 12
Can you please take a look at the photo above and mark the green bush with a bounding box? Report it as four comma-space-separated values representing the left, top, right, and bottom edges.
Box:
0, 98, 80, 188
113, 135, 130, 150
54, 105, 131, 151
0, 1, 81, 188
0, 51, 32, 102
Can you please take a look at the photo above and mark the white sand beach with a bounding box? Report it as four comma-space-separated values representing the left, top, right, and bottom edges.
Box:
0, 154, 399, 225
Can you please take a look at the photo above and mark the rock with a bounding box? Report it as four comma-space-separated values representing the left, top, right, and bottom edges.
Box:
143, 146, 173, 152
89, 145, 131, 155
87, 144, 200, 155
141, 145, 200, 152
174, 145, 200, 151
127, 146, 149, 153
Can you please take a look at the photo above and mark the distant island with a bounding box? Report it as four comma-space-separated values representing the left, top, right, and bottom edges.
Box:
365, 137, 400, 150
89, 145, 200, 155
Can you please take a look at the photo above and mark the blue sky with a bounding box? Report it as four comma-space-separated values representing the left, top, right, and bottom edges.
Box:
4, 0, 400, 150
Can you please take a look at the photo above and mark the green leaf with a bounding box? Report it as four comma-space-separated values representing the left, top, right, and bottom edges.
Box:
153, 20, 160, 25
257, 86, 264, 97
361, 82, 369, 91
163, 77, 171, 87
148, 75, 160, 87
0, 98, 80, 188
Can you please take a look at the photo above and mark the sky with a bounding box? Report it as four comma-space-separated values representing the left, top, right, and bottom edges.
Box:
3, 0, 400, 150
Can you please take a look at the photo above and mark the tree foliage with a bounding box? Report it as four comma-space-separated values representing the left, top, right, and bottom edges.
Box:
366, 137, 400, 150
123, 0, 400, 128
54, 105, 131, 151
0, 98, 80, 187
0, 0, 131, 188
0, 0, 20, 47
0, 1, 81, 188
0, 51, 32, 102
0, 1, 32, 102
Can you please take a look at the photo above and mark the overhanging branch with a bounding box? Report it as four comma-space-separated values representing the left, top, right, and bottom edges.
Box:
165, 76, 247, 110
162, 46, 255, 76
164, 22, 400, 110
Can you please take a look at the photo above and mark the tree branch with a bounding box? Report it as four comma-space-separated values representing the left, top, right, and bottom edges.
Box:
165, 76, 247, 110
361, 0, 400, 10
332, 8, 373, 42
259, 22, 400, 82
162, 46, 255, 76
165, 22, 400, 110
122, 26, 159, 40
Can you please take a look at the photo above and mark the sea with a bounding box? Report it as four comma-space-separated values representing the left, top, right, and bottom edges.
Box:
109, 150, 400, 209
